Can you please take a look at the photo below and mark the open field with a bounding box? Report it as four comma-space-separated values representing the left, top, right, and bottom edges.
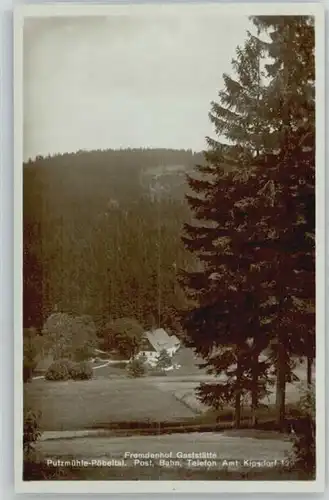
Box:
25, 378, 196, 431
25, 349, 314, 432
25, 374, 306, 433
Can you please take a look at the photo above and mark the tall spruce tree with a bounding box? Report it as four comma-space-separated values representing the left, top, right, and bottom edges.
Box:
181, 30, 273, 428
250, 15, 315, 427
181, 16, 315, 430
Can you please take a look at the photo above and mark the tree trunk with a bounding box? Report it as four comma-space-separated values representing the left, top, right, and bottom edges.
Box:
307, 355, 313, 386
275, 341, 286, 431
234, 392, 242, 429
234, 359, 242, 429
251, 351, 259, 428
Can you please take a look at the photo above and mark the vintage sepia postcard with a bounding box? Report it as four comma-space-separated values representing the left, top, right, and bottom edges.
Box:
15, 2, 325, 494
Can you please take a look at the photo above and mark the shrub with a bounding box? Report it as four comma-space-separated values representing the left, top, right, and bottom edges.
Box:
23, 408, 42, 459
156, 349, 172, 371
42, 313, 97, 361
104, 318, 143, 358
45, 359, 70, 381
70, 361, 93, 380
24, 462, 68, 480
127, 357, 146, 378
44, 359, 93, 381
66, 359, 78, 375
288, 383, 315, 477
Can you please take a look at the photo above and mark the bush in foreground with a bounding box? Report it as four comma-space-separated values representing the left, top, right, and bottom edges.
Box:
24, 462, 68, 480
126, 357, 146, 378
45, 359, 71, 381
70, 360, 93, 380
289, 384, 315, 477
45, 359, 93, 381
23, 407, 42, 459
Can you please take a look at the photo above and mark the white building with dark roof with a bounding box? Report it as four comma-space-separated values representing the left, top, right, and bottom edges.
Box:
135, 328, 181, 367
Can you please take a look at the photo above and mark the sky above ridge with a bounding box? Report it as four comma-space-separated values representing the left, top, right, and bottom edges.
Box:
24, 12, 251, 160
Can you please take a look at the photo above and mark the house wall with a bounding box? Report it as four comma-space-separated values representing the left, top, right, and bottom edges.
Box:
137, 350, 158, 367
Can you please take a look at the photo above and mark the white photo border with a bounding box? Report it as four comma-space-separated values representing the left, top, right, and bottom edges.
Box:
13, 1, 326, 494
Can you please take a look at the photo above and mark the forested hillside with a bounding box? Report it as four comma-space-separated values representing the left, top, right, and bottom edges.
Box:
23, 148, 203, 330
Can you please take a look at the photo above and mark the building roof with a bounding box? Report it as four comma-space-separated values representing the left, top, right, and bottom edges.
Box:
170, 335, 180, 346
140, 335, 157, 352
144, 328, 180, 353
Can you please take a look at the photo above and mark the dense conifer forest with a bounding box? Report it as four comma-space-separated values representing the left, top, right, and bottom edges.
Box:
23, 148, 202, 330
